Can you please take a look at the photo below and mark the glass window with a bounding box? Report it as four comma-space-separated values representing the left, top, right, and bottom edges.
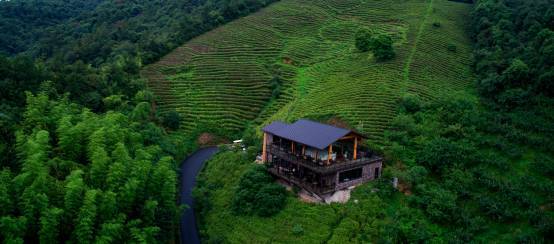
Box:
339, 168, 363, 183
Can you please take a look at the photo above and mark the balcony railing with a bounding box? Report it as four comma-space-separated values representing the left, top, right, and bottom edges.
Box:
267, 144, 381, 174
268, 168, 335, 195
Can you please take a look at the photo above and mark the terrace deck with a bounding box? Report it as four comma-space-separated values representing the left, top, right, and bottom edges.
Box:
267, 144, 381, 175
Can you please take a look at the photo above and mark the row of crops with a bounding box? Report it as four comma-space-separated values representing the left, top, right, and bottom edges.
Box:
142, 0, 474, 143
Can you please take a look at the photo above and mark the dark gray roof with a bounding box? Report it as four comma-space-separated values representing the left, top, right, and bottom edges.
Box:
262, 119, 353, 150
261, 120, 288, 134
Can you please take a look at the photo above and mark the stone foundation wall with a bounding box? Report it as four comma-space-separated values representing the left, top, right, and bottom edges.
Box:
335, 160, 382, 190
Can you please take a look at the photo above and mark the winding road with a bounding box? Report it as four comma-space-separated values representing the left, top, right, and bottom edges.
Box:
179, 146, 219, 244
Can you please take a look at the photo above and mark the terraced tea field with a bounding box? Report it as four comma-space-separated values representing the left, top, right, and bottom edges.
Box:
142, 0, 474, 142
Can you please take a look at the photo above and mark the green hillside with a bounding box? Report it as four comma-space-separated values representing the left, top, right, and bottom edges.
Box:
142, 0, 474, 142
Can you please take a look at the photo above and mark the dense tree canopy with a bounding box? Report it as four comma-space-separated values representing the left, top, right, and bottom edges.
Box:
0, 0, 102, 55
0, 1, 282, 241
0, 0, 279, 114
355, 29, 395, 61
0, 0, 277, 199
0, 90, 182, 243
355, 29, 373, 52
472, 0, 554, 108
1, 0, 278, 65
231, 165, 286, 217
385, 94, 553, 241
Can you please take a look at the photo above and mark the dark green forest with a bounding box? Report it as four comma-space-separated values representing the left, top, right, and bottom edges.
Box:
388, 0, 554, 240
472, 0, 553, 103
0, 0, 276, 242
383, 0, 554, 240
0, 0, 103, 55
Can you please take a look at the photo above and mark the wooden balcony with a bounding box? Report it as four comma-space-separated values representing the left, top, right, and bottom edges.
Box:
267, 144, 381, 174
268, 168, 336, 195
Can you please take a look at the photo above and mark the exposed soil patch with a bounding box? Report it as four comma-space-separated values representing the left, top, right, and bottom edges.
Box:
197, 133, 216, 145
197, 132, 230, 146
397, 180, 412, 196
282, 57, 293, 65
327, 117, 351, 129
189, 43, 212, 54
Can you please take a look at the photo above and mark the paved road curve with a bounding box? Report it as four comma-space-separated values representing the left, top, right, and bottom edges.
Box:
179, 146, 219, 244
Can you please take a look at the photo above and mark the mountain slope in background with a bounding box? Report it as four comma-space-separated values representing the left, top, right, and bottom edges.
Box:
0, 0, 102, 54
143, 0, 474, 143
1, 0, 278, 65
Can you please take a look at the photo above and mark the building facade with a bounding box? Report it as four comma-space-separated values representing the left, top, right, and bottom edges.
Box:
262, 119, 383, 197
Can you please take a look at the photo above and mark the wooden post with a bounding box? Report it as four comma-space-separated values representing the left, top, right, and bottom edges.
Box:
327, 144, 332, 165
353, 136, 358, 160
291, 142, 295, 154
262, 132, 267, 162
302, 145, 305, 156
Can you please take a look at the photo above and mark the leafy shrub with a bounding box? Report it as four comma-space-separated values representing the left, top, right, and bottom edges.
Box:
417, 137, 476, 173
505, 145, 523, 159
255, 184, 287, 217
411, 184, 458, 223
477, 193, 516, 221
292, 224, 304, 236
406, 166, 428, 185
374, 168, 396, 198
383, 206, 436, 243
231, 165, 286, 217
444, 168, 474, 198
161, 110, 181, 130
245, 146, 259, 161
204, 234, 227, 244
447, 43, 457, 52
370, 34, 396, 61
399, 94, 422, 113
355, 30, 395, 60
269, 75, 283, 99
532, 154, 554, 178
355, 29, 373, 52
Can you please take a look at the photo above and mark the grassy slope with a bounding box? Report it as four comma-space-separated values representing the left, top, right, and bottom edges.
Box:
142, 0, 474, 143
198, 150, 401, 243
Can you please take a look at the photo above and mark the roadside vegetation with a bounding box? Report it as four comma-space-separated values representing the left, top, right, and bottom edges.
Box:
231, 165, 287, 217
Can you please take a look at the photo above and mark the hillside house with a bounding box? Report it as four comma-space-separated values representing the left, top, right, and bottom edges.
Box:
262, 119, 383, 196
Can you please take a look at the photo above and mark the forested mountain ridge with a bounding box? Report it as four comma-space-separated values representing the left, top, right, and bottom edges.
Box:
472, 0, 553, 107
0, 0, 279, 113
0, 0, 102, 55
1, 0, 279, 65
